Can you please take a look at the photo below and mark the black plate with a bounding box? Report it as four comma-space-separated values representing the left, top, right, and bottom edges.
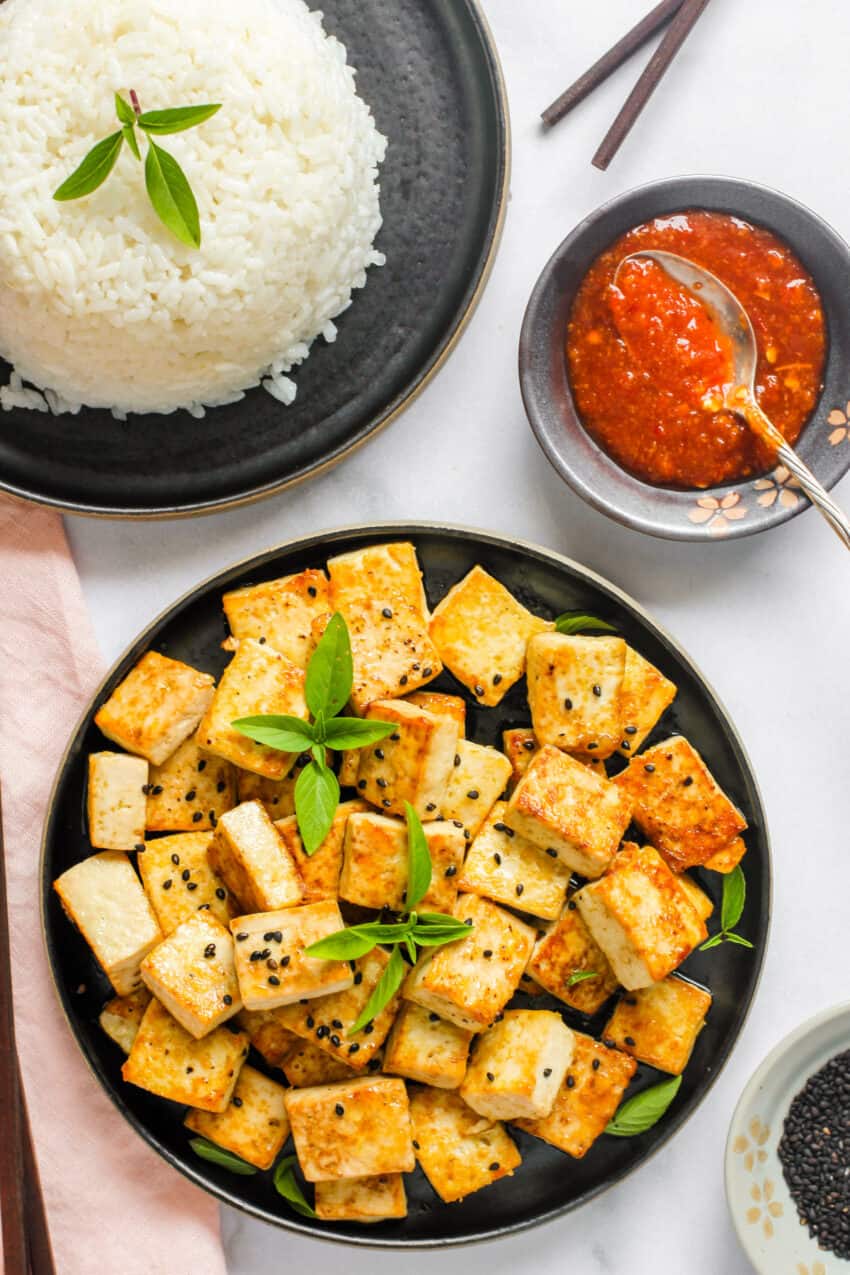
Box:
41, 524, 770, 1246
0, 3, 508, 518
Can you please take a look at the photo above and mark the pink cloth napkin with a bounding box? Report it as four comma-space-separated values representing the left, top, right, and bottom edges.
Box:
0, 496, 227, 1275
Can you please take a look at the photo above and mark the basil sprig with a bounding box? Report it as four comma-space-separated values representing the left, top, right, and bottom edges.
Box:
566, 970, 598, 987
273, 1155, 316, 1218
233, 613, 394, 855
189, 1136, 257, 1175
699, 865, 753, 951
53, 92, 221, 248
554, 611, 618, 636
605, 1075, 682, 1137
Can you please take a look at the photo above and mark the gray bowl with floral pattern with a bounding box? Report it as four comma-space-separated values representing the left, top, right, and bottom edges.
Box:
519, 175, 850, 541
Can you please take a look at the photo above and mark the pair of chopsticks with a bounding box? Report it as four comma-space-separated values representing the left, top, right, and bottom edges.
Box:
542, 0, 714, 170
0, 787, 56, 1275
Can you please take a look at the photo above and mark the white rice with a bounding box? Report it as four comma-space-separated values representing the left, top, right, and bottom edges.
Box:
0, 0, 386, 417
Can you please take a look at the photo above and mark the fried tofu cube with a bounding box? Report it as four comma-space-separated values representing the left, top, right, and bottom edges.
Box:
208, 801, 304, 913
141, 913, 241, 1037
286, 1077, 415, 1181
235, 767, 300, 817
575, 843, 707, 990
526, 902, 619, 1014
231, 901, 353, 1010
403, 894, 536, 1031
439, 742, 511, 840
277, 947, 401, 1069
95, 651, 215, 766
405, 691, 467, 735
53, 851, 162, 995
87, 752, 148, 850
282, 1040, 357, 1087
338, 811, 464, 913
236, 1008, 301, 1067
122, 997, 249, 1112
614, 736, 748, 871
315, 1174, 407, 1223
327, 543, 442, 712
526, 633, 626, 759
137, 831, 233, 934
703, 835, 748, 874
458, 801, 570, 921
502, 729, 539, 791
460, 1010, 574, 1122
222, 569, 330, 670
145, 739, 236, 832
504, 745, 631, 878
383, 1002, 473, 1089
98, 988, 152, 1053
197, 639, 307, 780
617, 647, 677, 756
185, 1064, 290, 1169
676, 873, 714, 922
514, 1031, 637, 1157
409, 1087, 521, 1203
355, 699, 461, 820
337, 750, 361, 788
604, 976, 712, 1074
429, 566, 550, 707
275, 801, 369, 903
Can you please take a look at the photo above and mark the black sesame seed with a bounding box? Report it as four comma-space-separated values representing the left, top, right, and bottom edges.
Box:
364, 1023, 374, 1034
187, 882, 198, 891
236, 932, 248, 941
210, 812, 217, 826
185, 789, 196, 801
452, 819, 463, 828
515, 883, 524, 896
215, 887, 226, 900
445, 865, 458, 877
316, 1025, 330, 1039
330, 1034, 341, 1047
463, 830, 471, 841
382, 798, 392, 808
474, 685, 485, 697
306, 1015, 315, 1029
223, 994, 232, 1005
412, 1139, 420, 1149
331, 1018, 343, 1029
567, 899, 576, 910
232, 1096, 243, 1107
486, 1072, 495, 1082
375, 748, 385, 760
426, 802, 436, 812
186, 1066, 194, 1074
603, 1038, 616, 1049
368, 1057, 381, 1071
422, 667, 433, 677
216, 781, 226, 793
429, 1012, 440, 1021
489, 1162, 500, 1172
192, 811, 203, 823
624, 725, 637, 735
171, 853, 180, 865
683, 776, 694, 787
493, 673, 502, 685
644, 763, 656, 773
354, 971, 363, 985
358, 779, 367, 789
377, 777, 389, 790
258, 636, 266, 644
546, 848, 558, 858
162, 878, 172, 890
566, 1075, 575, 1088
382, 607, 393, 619
543, 1067, 552, 1077
249, 950, 263, 962
592, 684, 602, 697
197, 903, 210, 911
483, 949, 493, 959
400, 675, 408, 686
267, 957, 278, 970
624, 1035, 636, 1046
592, 1058, 601, 1071
197, 759, 207, 772
493, 852, 502, 865
152, 785, 164, 795
522, 739, 535, 751
308, 585, 317, 597
268, 975, 280, 986
464, 918, 473, 926
348, 1043, 360, 1055
587, 743, 598, 751
621, 740, 631, 750
203, 943, 216, 958
280, 955, 290, 968
264, 930, 282, 943
564, 698, 573, 711
391, 733, 400, 741
467, 789, 479, 800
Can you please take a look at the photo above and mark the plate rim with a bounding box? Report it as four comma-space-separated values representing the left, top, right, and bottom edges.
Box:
40, 520, 773, 1246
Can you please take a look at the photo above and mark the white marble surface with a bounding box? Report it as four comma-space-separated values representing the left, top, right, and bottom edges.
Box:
66, 0, 850, 1270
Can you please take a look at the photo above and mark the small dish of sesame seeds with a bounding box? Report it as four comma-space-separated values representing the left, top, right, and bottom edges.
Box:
726, 1001, 850, 1273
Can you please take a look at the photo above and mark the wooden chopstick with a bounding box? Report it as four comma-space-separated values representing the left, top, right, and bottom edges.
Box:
592, 0, 714, 170
541, 0, 686, 130
20, 1063, 56, 1275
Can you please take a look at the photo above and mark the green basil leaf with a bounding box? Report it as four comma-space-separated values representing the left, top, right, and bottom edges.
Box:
305, 612, 353, 719
53, 131, 124, 201
404, 802, 432, 910
295, 759, 339, 856
304, 919, 413, 960
721, 865, 746, 933
144, 138, 201, 248
554, 612, 618, 636
115, 93, 136, 126
566, 970, 598, 986
272, 1155, 316, 1218
189, 1137, 257, 1175
138, 103, 222, 134
122, 125, 141, 161
698, 932, 724, 952
415, 912, 462, 925
231, 714, 315, 753
605, 1075, 682, 1137
403, 934, 417, 962
349, 946, 407, 1035
323, 717, 396, 750
725, 932, 754, 948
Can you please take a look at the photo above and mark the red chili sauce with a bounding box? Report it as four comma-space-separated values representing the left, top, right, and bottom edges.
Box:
566, 211, 826, 489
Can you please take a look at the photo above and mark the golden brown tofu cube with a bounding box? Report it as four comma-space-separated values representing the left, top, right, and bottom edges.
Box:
87, 752, 148, 850
285, 1077, 415, 1181
315, 1174, 407, 1223
235, 767, 300, 817
460, 1010, 574, 1121
196, 639, 307, 780
137, 831, 233, 934
123, 997, 249, 1112
409, 1086, 521, 1203
458, 800, 571, 921
403, 894, 536, 1031
355, 699, 461, 820
576, 843, 707, 990
526, 633, 626, 759
327, 542, 442, 712
526, 902, 619, 1015
275, 801, 369, 903
185, 1064, 290, 1169
429, 566, 551, 707
439, 741, 512, 841
53, 852, 162, 996
337, 750, 361, 788
231, 901, 353, 1011
95, 651, 216, 766
405, 691, 467, 735
703, 835, 748, 874
514, 1031, 638, 1158
98, 988, 152, 1053
282, 1040, 357, 1087
383, 1003, 473, 1089
338, 811, 464, 913
208, 800, 304, 913
504, 745, 632, 879
502, 728, 539, 791
145, 739, 236, 832
676, 873, 714, 923
222, 569, 330, 670
236, 1008, 301, 1067
617, 647, 677, 756
277, 947, 402, 1070
141, 913, 241, 1038
604, 976, 712, 1074
614, 736, 748, 871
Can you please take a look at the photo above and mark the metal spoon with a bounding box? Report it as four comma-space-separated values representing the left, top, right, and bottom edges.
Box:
615, 249, 850, 550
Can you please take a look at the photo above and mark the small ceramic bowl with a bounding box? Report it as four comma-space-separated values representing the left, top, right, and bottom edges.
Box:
519, 175, 850, 541
726, 1002, 850, 1272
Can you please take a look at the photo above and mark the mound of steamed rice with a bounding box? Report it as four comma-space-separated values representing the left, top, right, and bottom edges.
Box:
0, 0, 386, 417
